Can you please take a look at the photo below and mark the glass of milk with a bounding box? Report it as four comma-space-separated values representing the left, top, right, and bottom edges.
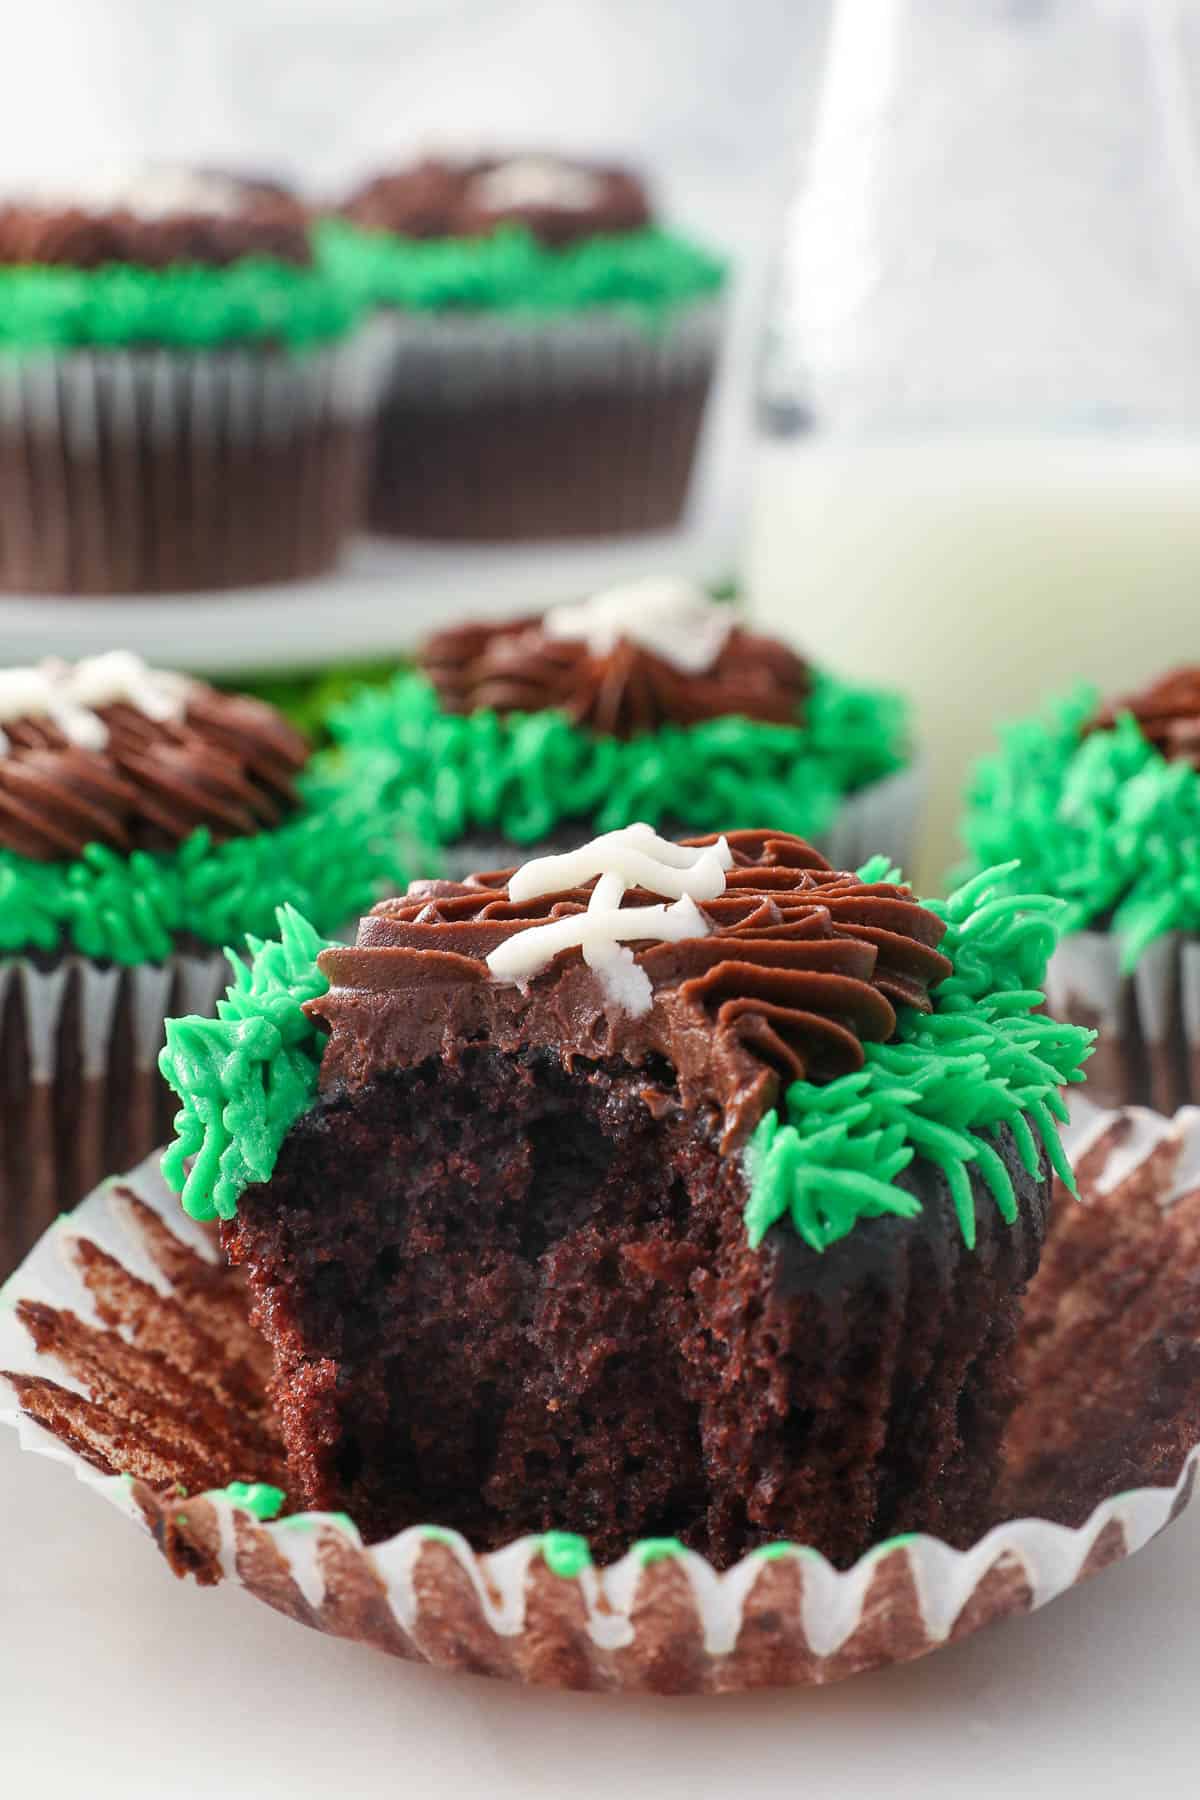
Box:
749, 0, 1200, 888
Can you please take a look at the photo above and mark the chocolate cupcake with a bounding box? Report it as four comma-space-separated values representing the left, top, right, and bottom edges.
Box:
317, 153, 726, 540
958, 669, 1200, 1112
159, 825, 1091, 1568
0, 165, 372, 594
331, 578, 918, 876
0, 651, 405, 1276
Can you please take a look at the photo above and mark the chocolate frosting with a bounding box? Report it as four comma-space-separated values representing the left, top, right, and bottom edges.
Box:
0, 176, 312, 270
0, 681, 309, 862
310, 830, 951, 1152
1089, 665, 1200, 769
340, 155, 651, 248
421, 615, 810, 738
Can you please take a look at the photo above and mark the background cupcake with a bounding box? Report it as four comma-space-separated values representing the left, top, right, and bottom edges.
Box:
329, 577, 918, 877
0, 650, 404, 1277
957, 668, 1200, 1112
318, 152, 727, 539
0, 164, 373, 594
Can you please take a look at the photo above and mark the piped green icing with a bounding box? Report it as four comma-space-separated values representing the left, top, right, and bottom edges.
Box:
330, 670, 909, 851
0, 256, 359, 352
634, 1537, 688, 1566
958, 686, 1200, 969
742, 865, 1094, 1254
275, 1511, 358, 1537
159, 862, 1090, 1243
539, 1531, 593, 1579
212, 1481, 286, 1521
0, 763, 403, 965
159, 907, 333, 1222
315, 219, 725, 326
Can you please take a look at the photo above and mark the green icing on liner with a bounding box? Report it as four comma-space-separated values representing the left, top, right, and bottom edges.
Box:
330, 670, 909, 851
315, 219, 725, 327
539, 1531, 593, 1579
958, 686, 1200, 969
0, 256, 359, 352
635, 1538, 688, 1566
160, 907, 333, 1222
0, 762, 402, 965
743, 864, 1093, 1254
213, 1481, 286, 1521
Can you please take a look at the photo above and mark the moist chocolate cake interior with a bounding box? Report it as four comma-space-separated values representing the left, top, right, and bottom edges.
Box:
227, 1040, 1045, 1569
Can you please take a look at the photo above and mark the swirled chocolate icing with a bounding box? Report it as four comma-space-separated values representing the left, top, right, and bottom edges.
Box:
1089, 665, 1200, 769
310, 829, 951, 1151
341, 155, 651, 248
421, 614, 810, 738
0, 665, 309, 861
0, 168, 312, 269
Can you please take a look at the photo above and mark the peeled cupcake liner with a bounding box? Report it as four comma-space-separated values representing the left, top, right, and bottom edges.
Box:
3, 1100, 1200, 1695
365, 297, 725, 539
0, 325, 388, 593
1046, 929, 1200, 1115
439, 759, 924, 886
0, 950, 230, 1278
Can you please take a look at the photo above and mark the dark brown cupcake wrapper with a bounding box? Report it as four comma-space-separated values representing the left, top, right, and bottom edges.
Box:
0, 337, 381, 594
0, 952, 228, 1277
366, 300, 724, 540
3, 1102, 1199, 1694
1046, 930, 1200, 1113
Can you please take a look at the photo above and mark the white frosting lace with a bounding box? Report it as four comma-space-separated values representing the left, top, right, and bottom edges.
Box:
486, 824, 732, 1015
0, 652, 193, 755
469, 157, 606, 213
13, 164, 253, 221
543, 577, 734, 676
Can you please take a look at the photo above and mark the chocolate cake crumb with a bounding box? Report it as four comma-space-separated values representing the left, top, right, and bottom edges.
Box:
224, 1046, 1047, 1568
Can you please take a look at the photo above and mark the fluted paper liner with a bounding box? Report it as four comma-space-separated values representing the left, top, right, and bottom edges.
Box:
366, 299, 724, 540
0, 951, 228, 1278
3, 1103, 1200, 1695
0, 334, 383, 594
1046, 931, 1200, 1114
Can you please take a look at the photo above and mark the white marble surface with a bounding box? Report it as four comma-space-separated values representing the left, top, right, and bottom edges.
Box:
1, 1423, 1198, 1798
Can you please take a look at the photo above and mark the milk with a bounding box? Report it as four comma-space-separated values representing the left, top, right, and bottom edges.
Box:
745, 436, 1200, 891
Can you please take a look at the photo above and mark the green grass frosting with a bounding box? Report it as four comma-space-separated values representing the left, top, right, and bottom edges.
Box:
0, 761, 407, 966
160, 858, 1091, 1241
161, 906, 333, 1222
743, 859, 1093, 1255
958, 686, 1200, 968
0, 256, 360, 352
329, 670, 909, 851
314, 219, 726, 327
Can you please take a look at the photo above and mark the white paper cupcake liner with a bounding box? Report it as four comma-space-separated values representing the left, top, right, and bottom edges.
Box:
366, 298, 725, 540
3, 1101, 1198, 1694
1046, 929, 1200, 1115
373, 300, 724, 402
0, 951, 227, 1275
0, 331, 383, 593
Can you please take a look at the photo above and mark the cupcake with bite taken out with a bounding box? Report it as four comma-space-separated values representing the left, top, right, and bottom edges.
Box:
330, 576, 918, 879
317, 152, 726, 540
159, 823, 1091, 1568
0, 164, 370, 594
959, 667, 1200, 1113
0, 650, 406, 1277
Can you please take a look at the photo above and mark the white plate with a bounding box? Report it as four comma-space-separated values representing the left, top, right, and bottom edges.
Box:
0, 527, 736, 676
